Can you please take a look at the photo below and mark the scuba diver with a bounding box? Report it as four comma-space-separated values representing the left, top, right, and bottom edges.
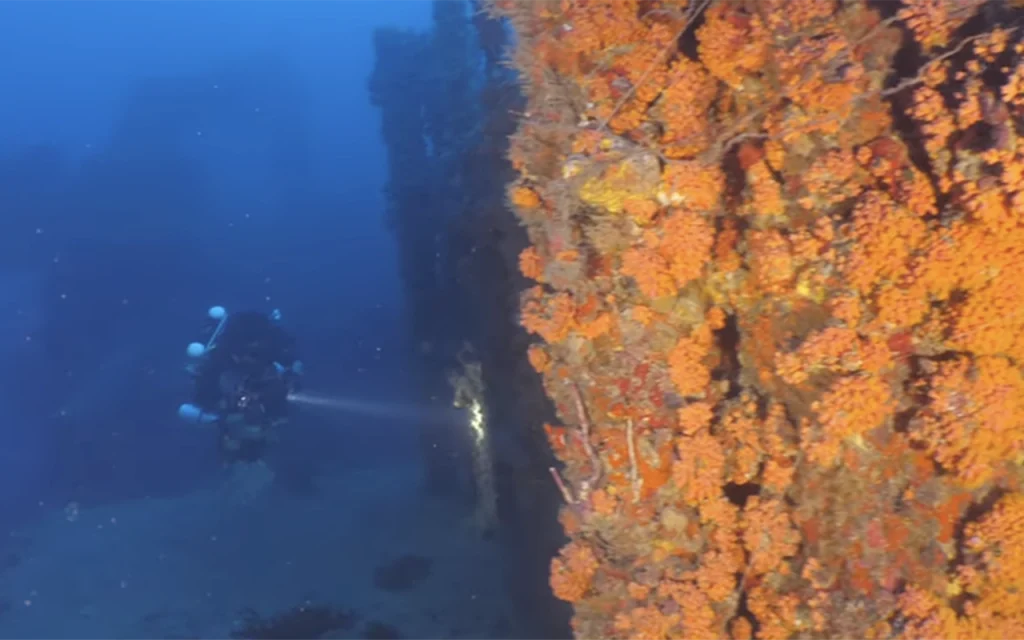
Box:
178, 306, 303, 464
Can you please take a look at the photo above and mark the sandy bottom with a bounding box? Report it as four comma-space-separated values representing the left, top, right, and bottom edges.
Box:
0, 460, 519, 639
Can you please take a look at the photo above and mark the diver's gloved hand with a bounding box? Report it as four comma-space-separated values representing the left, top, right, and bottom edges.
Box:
273, 360, 303, 393
286, 367, 304, 394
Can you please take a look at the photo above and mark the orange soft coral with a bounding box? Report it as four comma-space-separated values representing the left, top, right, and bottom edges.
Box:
518, 246, 544, 281
897, 0, 982, 52
900, 494, 1024, 638
696, 2, 769, 89
550, 540, 600, 603
660, 160, 724, 212
659, 57, 718, 157
667, 326, 712, 398
741, 497, 800, 576
659, 209, 715, 289
840, 190, 928, 295
621, 244, 676, 300
806, 374, 895, 467
911, 356, 1024, 488
672, 430, 725, 506
521, 286, 576, 343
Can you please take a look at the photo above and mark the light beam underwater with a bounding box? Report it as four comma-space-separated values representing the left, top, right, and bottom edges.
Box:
287, 390, 462, 426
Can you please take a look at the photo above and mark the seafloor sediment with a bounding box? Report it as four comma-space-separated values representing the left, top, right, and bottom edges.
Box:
0, 461, 518, 639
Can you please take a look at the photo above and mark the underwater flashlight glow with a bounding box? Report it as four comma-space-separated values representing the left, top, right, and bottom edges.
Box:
287, 391, 460, 426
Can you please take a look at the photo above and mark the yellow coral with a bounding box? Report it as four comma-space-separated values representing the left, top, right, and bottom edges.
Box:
578, 153, 661, 214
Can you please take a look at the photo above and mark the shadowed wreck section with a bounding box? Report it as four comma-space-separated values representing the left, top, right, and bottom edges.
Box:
370, 2, 569, 637
487, 0, 1024, 638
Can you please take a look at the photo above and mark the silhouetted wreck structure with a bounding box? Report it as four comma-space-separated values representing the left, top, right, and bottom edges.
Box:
369, 2, 569, 636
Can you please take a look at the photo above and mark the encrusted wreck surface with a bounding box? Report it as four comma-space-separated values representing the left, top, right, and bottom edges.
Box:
492, 0, 1024, 637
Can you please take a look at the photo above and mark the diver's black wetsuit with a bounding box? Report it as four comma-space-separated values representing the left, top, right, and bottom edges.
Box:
191, 310, 300, 463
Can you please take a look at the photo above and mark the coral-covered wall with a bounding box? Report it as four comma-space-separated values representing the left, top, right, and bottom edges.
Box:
492, 0, 1024, 637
